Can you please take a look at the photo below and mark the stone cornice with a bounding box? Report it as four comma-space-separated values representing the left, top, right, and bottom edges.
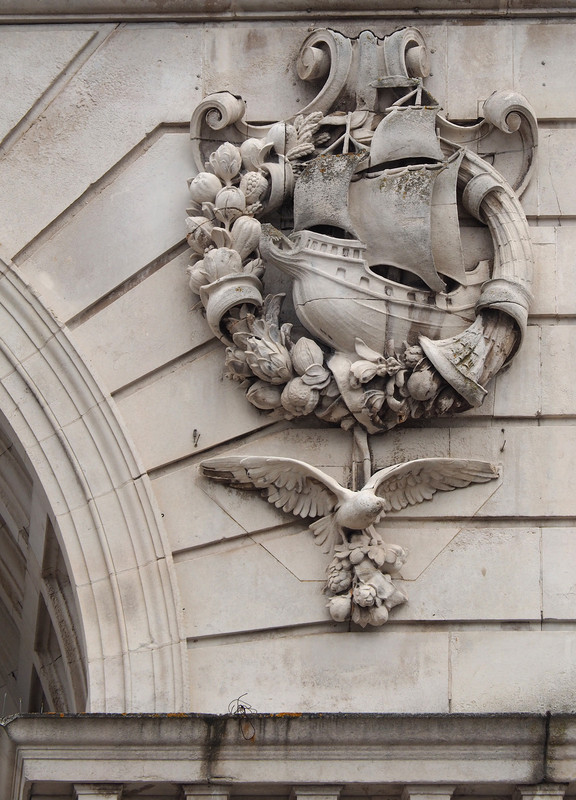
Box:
2, 712, 572, 786
0, 0, 575, 22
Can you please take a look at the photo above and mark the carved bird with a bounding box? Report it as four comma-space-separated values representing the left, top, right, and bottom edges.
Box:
201, 456, 500, 553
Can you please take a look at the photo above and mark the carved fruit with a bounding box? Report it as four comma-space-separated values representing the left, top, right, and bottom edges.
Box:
231, 216, 262, 260
281, 376, 319, 416
368, 605, 389, 626
328, 595, 352, 622
406, 366, 443, 401
185, 216, 214, 255
245, 381, 283, 410
239, 171, 269, 204
209, 142, 242, 184
291, 337, 324, 374
188, 172, 223, 204
240, 138, 274, 172
214, 186, 247, 225
202, 247, 243, 281
187, 262, 209, 295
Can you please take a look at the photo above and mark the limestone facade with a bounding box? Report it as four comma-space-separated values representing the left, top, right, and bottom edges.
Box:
1, 1, 576, 797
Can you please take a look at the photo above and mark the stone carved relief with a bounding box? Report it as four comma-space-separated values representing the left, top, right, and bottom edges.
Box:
201, 456, 500, 627
188, 28, 536, 625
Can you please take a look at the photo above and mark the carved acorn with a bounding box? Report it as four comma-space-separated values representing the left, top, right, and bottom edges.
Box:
230, 216, 262, 260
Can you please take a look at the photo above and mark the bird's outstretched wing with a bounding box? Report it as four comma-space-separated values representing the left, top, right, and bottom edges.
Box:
201, 456, 349, 519
364, 458, 500, 512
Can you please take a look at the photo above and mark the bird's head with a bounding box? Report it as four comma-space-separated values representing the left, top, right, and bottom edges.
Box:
338, 491, 386, 531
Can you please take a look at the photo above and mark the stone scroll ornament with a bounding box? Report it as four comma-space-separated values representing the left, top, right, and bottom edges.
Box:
188, 28, 536, 626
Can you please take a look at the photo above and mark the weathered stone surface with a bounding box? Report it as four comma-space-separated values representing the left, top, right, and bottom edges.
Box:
115, 345, 268, 470
542, 528, 576, 620
450, 632, 576, 712
0, 27, 203, 257
18, 131, 193, 322
0, 28, 96, 143
188, 631, 451, 713
70, 251, 211, 392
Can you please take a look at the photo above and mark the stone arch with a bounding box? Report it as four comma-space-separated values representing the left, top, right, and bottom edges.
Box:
0, 254, 187, 713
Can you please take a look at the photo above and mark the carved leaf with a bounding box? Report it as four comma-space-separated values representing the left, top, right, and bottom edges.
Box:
364, 458, 500, 512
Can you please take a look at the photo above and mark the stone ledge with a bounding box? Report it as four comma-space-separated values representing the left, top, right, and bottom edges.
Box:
1, 0, 576, 21
0, 712, 557, 786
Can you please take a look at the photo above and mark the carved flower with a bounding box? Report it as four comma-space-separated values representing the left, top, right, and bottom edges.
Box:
209, 142, 242, 184
245, 381, 284, 410
214, 186, 247, 226
188, 172, 223, 204
201, 247, 243, 282
224, 345, 253, 381
353, 582, 377, 608
281, 377, 320, 417
350, 338, 403, 388
328, 595, 352, 622
403, 343, 424, 369
185, 216, 215, 255
244, 337, 293, 385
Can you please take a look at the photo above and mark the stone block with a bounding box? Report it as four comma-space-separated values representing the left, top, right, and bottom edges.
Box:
493, 324, 540, 417
450, 631, 576, 712
18, 131, 193, 322
556, 226, 576, 316
115, 345, 267, 471
0, 28, 95, 142
0, 27, 203, 256
393, 527, 541, 622
540, 325, 576, 416
188, 630, 450, 713
72, 253, 210, 392
445, 24, 514, 121
542, 528, 576, 620
203, 25, 321, 124
522, 128, 576, 217
513, 23, 576, 121
529, 225, 556, 316
175, 536, 324, 637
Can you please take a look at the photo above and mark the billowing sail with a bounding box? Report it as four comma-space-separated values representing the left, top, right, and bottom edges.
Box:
348, 163, 447, 293
293, 151, 367, 236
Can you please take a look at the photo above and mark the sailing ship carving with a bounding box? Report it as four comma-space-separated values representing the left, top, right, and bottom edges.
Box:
186, 26, 536, 431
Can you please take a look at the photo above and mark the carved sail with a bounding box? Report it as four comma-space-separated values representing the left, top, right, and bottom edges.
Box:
292, 103, 467, 294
